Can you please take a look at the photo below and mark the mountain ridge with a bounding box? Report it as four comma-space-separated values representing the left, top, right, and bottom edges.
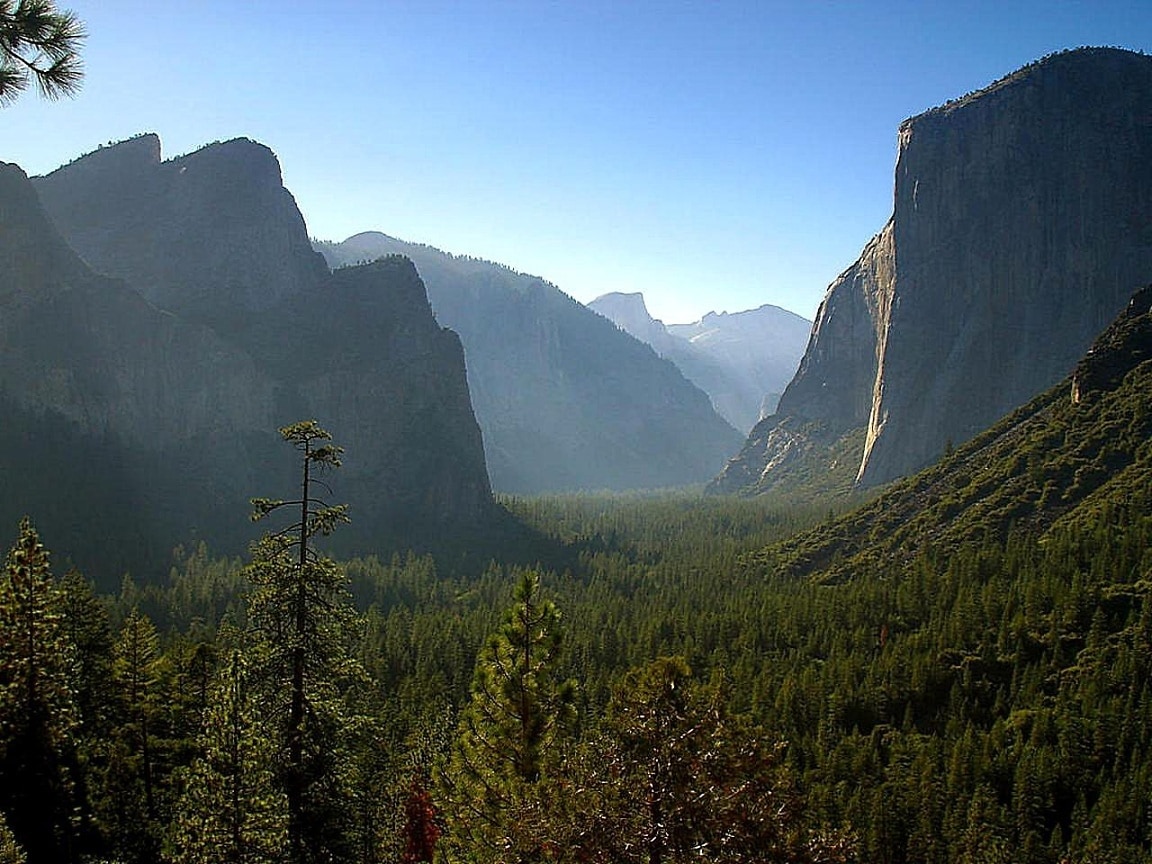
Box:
317, 232, 744, 493
764, 284, 1152, 583
589, 290, 811, 432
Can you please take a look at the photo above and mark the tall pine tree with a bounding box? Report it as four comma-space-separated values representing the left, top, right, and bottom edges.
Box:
246, 420, 360, 864
0, 519, 79, 864
167, 642, 286, 864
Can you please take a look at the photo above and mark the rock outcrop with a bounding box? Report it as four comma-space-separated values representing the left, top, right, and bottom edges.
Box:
4, 139, 496, 581
713, 48, 1152, 495
34, 134, 329, 317
317, 233, 743, 493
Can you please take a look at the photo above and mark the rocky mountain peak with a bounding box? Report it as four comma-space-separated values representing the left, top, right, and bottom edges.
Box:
2, 140, 498, 578
0, 161, 85, 285
590, 292, 811, 433
589, 291, 672, 348
1071, 285, 1152, 404
318, 236, 743, 492
60, 132, 162, 171
34, 134, 328, 315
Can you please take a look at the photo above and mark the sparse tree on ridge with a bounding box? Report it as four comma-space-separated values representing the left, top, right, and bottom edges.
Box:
0, 0, 84, 105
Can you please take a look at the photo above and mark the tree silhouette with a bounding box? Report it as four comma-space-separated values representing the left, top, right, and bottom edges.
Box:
246, 420, 357, 864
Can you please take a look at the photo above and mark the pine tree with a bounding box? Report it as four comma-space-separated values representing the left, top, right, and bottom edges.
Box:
581, 657, 850, 864
0, 518, 79, 863
0, 811, 26, 864
167, 644, 286, 864
0, 0, 85, 105
438, 571, 576, 863
92, 607, 165, 863
246, 420, 359, 864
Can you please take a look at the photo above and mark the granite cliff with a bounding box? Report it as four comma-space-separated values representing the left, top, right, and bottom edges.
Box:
34, 133, 328, 318
317, 233, 743, 492
4, 139, 495, 581
713, 48, 1152, 496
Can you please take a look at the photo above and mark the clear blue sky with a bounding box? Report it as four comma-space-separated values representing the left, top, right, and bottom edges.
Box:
4, 1, 1151, 322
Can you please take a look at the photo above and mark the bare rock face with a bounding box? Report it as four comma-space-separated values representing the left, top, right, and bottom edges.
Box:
2, 139, 496, 580
1070, 285, 1152, 404
711, 224, 893, 494
33, 134, 330, 315
0, 160, 272, 444
713, 47, 1152, 495
0, 159, 278, 576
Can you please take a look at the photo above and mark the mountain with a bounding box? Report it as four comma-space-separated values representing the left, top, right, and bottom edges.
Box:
588, 291, 811, 432
316, 233, 743, 493
586, 291, 679, 352
33, 133, 328, 319
4, 138, 495, 582
713, 47, 1152, 496
767, 284, 1152, 582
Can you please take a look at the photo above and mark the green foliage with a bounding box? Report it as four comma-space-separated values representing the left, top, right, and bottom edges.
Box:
91, 608, 165, 863
576, 657, 851, 863
245, 420, 361, 864
437, 572, 576, 863
0, 0, 84, 105
5, 308, 1152, 863
167, 646, 286, 864
0, 518, 80, 863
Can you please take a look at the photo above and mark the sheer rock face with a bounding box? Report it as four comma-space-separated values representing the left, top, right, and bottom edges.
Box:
33, 133, 329, 314
0, 160, 271, 443
1, 140, 495, 579
714, 47, 1152, 495
711, 224, 893, 494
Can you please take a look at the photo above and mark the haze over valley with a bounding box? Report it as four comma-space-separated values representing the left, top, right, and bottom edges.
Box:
4, 3, 1152, 863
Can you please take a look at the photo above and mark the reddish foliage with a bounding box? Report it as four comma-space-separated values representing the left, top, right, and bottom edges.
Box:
399, 779, 440, 864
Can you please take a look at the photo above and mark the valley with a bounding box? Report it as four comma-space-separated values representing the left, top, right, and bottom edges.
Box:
2, 20, 1152, 864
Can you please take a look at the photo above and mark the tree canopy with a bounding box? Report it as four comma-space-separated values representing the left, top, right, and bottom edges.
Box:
0, 0, 84, 106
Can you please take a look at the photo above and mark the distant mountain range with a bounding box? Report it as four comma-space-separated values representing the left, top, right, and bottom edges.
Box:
588, 291, 811, 432
316, 233, 743, 493
712, 47, 1152, 497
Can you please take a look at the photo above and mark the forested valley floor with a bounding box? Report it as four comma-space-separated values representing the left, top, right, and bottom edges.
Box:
2, 482, 1151, 863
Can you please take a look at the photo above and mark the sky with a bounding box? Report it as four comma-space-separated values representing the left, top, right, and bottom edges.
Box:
4, 1, 1152, 324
